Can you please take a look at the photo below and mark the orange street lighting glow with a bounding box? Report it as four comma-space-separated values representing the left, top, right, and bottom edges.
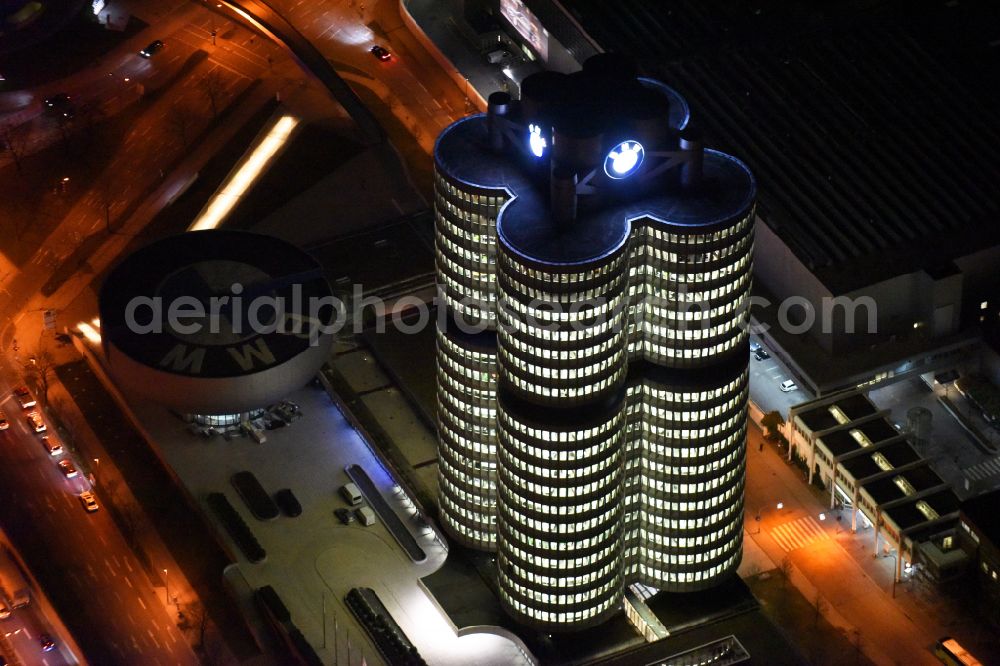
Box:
78, 321, 101, 344
188, 115, 298, 231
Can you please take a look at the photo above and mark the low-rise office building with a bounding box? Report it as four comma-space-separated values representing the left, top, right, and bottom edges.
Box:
787, 391, 963, 581
958, 489, 1000, 597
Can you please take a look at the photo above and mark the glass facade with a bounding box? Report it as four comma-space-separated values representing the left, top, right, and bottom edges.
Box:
433, 81, 754, 629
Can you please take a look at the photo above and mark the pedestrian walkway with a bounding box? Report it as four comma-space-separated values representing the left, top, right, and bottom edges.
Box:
769, 515, 829, 552
963, 455, 1000, 481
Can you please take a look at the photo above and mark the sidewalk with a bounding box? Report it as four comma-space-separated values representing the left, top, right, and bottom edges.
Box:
745, 424, 944, 666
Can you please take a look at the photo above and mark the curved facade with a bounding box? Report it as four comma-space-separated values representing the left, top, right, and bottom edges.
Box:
99, 230, 335, 415
434, 55, 755, 629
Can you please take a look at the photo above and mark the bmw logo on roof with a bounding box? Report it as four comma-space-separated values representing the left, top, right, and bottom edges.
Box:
528, 123, 547, 158
604, 140, 644, 179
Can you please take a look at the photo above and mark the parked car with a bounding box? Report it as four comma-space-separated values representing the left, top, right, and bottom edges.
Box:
139, 39, 164, 58
355, 506, 377, 527
79, 491, 99, 513
753, 349, 770, 361
58, 460, 78, 478
40, 436, 62, 456
749, 340, 762, 353
370, 45, 391, 61
13, 387, 35, 409
779, 379, 798, 393
26, 412, 45, 432
340, 482, 363, 506
0, 412, 7, 431
274, 489, 302, 517
334, 507, 355, 525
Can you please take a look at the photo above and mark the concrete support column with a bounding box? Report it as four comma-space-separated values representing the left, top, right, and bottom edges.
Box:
808, 443, 816, 485
851, 489, 859, 532
830, 466, 837, 509
873, 512, 880, 557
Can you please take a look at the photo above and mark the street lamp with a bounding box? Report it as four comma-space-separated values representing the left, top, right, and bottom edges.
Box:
776, 502, 784, 510
163, 568, 169, 605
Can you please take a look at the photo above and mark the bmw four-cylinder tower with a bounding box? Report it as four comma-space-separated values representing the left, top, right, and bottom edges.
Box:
433, 53, 756, 630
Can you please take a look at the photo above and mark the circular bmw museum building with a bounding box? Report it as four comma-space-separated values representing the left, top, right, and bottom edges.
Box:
98, 230, 336, 420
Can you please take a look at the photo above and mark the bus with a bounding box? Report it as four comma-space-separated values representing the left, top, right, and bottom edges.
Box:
935, 637, 983, 666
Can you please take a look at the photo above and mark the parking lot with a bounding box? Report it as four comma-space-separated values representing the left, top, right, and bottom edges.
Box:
747, 334, 815, 417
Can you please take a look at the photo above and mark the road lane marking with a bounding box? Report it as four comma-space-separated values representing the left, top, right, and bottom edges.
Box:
138, 595, 147, 610
965, 455, 1000, 481
147, 629, 161, 648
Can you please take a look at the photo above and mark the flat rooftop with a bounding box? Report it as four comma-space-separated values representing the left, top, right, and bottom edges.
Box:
884, 489, 961, 531
797, 393, 878, 432
862, 464, 945, 505
567, 0, 1000, 292
818, 419, 900, 457
436, 114, 754, 265
960, 488, 1000, 545
840, 440, 922, 481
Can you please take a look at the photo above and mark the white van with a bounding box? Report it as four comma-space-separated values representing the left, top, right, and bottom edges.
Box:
355, 507, 376, 527
340, 483, 363, 506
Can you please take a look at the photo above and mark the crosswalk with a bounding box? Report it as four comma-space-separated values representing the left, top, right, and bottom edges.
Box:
964, 456, 1000, 482
769, 515, 829, 552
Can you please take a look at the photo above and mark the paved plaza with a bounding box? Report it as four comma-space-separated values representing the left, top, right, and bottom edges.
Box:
91, 356, 527, 666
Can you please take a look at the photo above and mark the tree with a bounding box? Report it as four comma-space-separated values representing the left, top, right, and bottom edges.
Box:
168, 103, 197, 147
761, 410, 785, 437
96, 171, 117, 233
199, 70, 225, 119
116, 497, 147, 552
180, 601, 209, 648
24, 350, 56, 404
812, 590, 827, 628
0, 122, 31, 175
49, 396, 83, 455
851, 628, 863, 666
778, 555, 794, 587
180, 601, 225, 664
